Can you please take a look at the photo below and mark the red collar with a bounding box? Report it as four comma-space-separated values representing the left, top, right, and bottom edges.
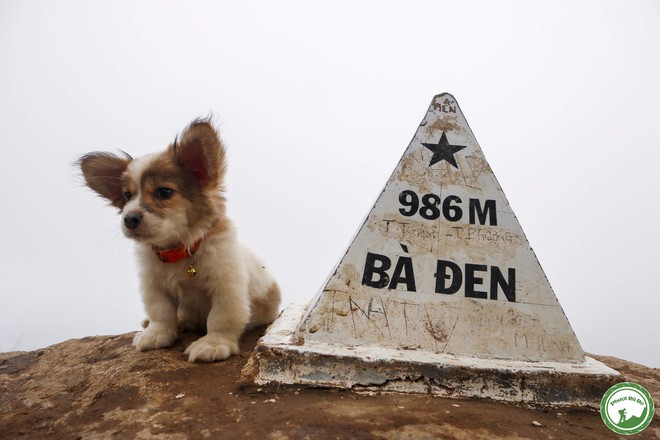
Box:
152, 238, 203, 263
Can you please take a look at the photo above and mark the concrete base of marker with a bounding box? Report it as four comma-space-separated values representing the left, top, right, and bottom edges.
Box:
242, 303, 622, 407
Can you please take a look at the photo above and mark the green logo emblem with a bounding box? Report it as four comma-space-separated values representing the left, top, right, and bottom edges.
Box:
600, 382, 654, 435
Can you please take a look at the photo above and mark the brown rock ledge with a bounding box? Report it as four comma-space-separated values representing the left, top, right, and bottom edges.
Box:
1, 328, 658, 439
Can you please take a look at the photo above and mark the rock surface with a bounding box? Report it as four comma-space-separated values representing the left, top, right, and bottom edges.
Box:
1, 328, 658, 439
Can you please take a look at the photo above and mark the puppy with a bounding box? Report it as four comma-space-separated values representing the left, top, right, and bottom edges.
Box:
79, 119, 281, 362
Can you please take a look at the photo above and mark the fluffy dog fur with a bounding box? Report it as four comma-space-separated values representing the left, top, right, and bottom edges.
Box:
79, 119, 281, 362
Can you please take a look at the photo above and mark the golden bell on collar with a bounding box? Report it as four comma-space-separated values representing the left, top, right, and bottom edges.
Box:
187, 264, 197, 277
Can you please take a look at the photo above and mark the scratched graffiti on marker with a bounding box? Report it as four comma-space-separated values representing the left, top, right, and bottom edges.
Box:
298, 93, 585, 363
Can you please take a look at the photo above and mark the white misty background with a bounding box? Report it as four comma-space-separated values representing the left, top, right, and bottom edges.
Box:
0, 1, 658, 368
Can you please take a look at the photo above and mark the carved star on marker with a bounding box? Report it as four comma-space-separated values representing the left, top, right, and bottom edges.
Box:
421, 132, 467, 168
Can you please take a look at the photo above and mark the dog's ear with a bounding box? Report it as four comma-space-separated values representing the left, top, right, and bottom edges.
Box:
78, 152, 132, 209
172, 119, 226, 188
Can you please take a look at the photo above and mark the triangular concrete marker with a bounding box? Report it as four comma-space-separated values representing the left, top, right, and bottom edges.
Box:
243, 93, 620, 406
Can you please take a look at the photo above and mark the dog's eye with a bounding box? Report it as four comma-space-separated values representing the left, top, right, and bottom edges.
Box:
155, 187, 174, 200
124, 191, 132, 202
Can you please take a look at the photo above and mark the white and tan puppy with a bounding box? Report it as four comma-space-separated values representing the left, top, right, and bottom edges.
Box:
79, 119, 281, 362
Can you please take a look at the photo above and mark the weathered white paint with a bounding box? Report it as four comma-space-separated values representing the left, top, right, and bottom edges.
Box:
246, 303, 620, 406
244, 93, 621, 404
299, 92, 583, 362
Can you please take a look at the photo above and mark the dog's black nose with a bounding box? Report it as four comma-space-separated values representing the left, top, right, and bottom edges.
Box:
124, 213, 142, 230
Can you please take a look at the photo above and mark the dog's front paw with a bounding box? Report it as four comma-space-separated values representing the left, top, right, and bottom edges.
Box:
133, 322, 178, 352
184, 334, 239, 363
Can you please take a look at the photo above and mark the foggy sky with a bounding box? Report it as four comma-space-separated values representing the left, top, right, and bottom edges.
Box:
1, 0, 658, 367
